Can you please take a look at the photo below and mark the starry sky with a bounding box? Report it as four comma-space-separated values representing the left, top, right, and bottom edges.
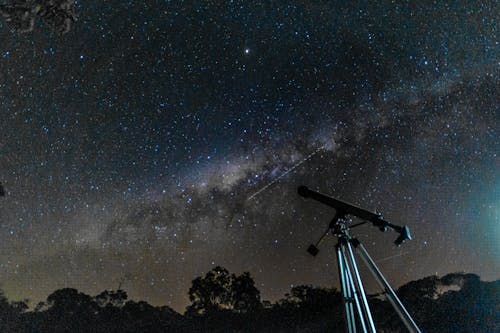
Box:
0, 1, 498, 311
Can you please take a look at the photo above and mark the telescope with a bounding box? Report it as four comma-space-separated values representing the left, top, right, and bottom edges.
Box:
298, 185, 421, 333
298, 186, 411, 245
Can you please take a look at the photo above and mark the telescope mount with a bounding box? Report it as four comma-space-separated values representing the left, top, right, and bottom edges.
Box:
298, 186, 421, 333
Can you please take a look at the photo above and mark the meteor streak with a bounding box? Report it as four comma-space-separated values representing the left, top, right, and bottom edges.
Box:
375, 252, 407, 263
247, 145, 325, 201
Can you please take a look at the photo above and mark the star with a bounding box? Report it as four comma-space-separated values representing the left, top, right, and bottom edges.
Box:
0, 0, 496, 313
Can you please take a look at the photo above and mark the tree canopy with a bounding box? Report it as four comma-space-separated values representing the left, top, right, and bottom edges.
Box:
0, 269, 496, 332
186, 266, 261, 316
0, 0, 76, 34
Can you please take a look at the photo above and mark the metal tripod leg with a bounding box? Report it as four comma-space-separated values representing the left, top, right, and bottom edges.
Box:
337, 244, 356, 333
345, 241, 377, 333
352, 240, 422, 333
338, 241, 370, 333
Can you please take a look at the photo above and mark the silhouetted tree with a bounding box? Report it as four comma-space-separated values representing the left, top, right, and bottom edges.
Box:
46, 288, 97, 314
432, 273, 499, 333
42, 288, 99, 331
186, 266, 232, 316
186, 266, 261, 316
231, 272, 261, 313
0, 0, 76, 33
0, 272, 494, 332
120, 300, 184, 333
25, 288, 183, 333
94, 289, 128, 308
396, 275, 440, 329
0, 290, 27, 332
268, 285, 344, 332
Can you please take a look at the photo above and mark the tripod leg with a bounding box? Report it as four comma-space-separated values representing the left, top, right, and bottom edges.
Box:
337, 244, 356, 333
345, 241, 377, 333
340, 243, 369, 333
353, 241, 422, 333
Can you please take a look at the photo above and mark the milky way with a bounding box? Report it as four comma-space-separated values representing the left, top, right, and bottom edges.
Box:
0, 1, 498, 311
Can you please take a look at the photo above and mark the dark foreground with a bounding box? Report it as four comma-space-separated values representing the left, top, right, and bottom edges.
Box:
1, 269, 498, 332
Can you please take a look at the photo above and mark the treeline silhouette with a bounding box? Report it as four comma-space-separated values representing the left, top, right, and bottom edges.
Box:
0, 267, 497, 332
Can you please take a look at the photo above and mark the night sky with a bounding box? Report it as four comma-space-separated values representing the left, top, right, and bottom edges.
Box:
0, 1, 498, 311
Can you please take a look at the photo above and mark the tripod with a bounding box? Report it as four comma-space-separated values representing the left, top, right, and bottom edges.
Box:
298, 186, 421, 333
